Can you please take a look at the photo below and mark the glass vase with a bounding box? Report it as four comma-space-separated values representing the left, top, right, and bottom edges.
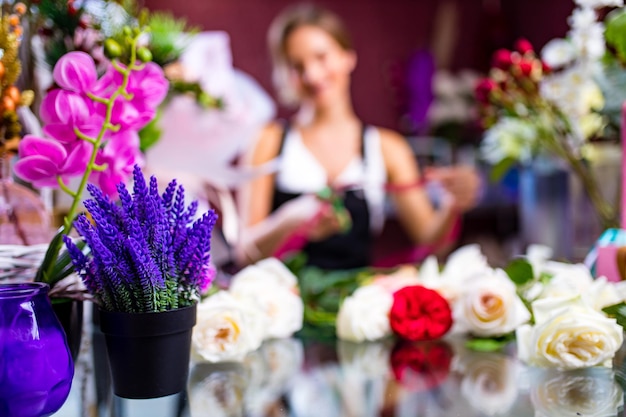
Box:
0, 153, 52, 245
0, 282, 74, 416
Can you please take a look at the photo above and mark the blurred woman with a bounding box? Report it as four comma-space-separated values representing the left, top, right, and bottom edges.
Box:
236, 3, 480, 270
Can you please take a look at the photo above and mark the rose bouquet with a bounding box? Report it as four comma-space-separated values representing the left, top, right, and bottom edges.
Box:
334, 245, 531, 346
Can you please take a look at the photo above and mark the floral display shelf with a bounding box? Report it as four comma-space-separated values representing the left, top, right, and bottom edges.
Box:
54, 305, 626, 417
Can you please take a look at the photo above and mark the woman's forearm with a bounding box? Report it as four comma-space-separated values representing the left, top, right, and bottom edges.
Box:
235, 208, 301, 267
412, 204, 460, 245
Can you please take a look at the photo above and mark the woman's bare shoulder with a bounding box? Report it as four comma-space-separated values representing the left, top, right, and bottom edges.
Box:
373, 126, 412, 156
247, 121, 286, 165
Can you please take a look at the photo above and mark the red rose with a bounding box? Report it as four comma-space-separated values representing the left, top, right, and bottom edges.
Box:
475, 78, 497, 104
492, 49, 513, 70
390, 340, 453, 391
515, 38, 534, 55
389, 285, 453, 341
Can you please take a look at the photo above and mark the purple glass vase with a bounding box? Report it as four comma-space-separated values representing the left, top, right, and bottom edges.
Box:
0, 282, 74, 416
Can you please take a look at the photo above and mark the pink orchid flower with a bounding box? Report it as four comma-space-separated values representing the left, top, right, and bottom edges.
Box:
92, 62, 168, 130
90, 130, 145, 197
40, 89, 104, 143
13, 135, 90, 187
53, 51, 98, 93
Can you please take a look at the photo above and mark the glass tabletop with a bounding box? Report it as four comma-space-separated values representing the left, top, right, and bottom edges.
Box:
53, 305, 626, 417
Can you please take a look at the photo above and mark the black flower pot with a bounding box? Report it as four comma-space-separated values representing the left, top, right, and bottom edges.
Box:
98, 304, 197, 399
51, 298, 84, 361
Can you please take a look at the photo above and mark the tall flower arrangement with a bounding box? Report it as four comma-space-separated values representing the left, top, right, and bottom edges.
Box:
13, 25, 168, 292
475, 1, 620, 228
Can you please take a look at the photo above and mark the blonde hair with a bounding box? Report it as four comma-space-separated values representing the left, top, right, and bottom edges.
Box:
267, 3, 353, 106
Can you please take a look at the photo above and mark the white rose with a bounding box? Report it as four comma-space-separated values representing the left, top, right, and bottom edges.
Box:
230, 259, 297, 293
192, 291, 263, 363
230, 279, 303, 339
538, 263, 621, 310
516, 296, 623, 370
453, 269, 531, 337
255, 257, 298, 289
419, 244, 491, 303
336, 285, 393, 342
453, 351, 520, 416
530, 367, 623, 417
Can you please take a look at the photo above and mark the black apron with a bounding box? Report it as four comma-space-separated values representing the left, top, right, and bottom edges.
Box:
271, 123, 372, 270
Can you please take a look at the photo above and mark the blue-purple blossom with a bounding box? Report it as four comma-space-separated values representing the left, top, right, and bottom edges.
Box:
64, 165, 218, 312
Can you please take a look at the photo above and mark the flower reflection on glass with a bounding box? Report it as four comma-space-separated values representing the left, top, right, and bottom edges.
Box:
390, 340, 454, 392
452, 349, 520, 416
187, 362, 247, 417
243, 339, 304, 417
337, 339, 393, 380
530, 367, 623, 417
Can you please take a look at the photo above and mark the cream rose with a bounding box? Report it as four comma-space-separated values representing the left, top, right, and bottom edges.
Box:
192, 291, 264, 363
452, 268, 530, 337
230, 258, 298, 292
230, 279, 303, 339
336, 285, 393, 342
530, 367, 623, 417
516, 296, 623, 370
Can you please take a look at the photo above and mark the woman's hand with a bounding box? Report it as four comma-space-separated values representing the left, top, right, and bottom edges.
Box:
425, 166, 481, 213
305, 201, 347, 241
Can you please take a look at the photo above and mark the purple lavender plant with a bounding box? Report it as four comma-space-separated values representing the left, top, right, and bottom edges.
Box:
64, 165, 218, 313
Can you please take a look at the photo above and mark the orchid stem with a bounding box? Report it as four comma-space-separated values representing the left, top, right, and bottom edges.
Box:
44, 31, 143, 283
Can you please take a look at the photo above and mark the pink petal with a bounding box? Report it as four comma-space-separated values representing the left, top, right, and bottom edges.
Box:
18, 135, 67, 162
13, 155, 61, 183
61, 141, 91, 176
53, 51, 98, 93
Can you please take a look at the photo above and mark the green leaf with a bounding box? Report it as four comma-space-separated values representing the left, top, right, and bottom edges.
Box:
605, 8, 626, 63
602, 302, 626, 328
138, 110, 163, 153
505, 258, 534, 286
465, 334, 515, 352
489, 157, 516, 183
35, 227, 65, 284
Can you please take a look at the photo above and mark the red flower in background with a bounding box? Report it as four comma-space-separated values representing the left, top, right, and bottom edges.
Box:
515, 38, 534, 55
475, 78, 497, 104
492, 49, 513, 70
390, 340, 453, 391
389, 285, 453, 341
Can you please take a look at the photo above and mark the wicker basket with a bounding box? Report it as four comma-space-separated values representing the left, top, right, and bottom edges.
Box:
0, 244, 47, 283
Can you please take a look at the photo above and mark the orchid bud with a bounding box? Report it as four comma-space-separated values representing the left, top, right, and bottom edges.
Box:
137, 47, 152, 63
104, 39, 122, 59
